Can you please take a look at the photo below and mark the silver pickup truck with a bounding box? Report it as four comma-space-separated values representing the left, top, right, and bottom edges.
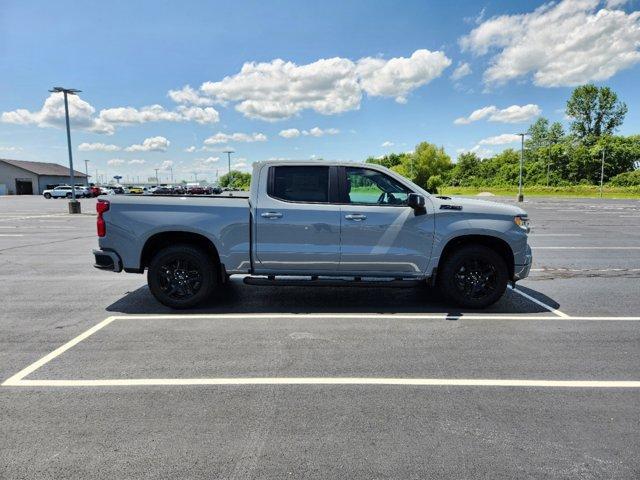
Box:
94, 161, 531, 309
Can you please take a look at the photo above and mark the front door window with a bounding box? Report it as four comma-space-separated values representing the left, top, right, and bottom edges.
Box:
345, 167, 410, 206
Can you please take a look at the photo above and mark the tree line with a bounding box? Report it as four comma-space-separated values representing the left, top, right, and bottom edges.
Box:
366, 84, 640, 192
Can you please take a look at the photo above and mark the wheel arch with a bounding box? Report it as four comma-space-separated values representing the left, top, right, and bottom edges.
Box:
437, 234, 515, 280
140, 231, 222, 279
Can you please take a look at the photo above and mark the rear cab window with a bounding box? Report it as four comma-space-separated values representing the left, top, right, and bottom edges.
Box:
268, 166, 330, 203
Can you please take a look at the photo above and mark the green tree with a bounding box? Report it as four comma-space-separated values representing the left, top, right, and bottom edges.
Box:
449, 152, 481, 186
366, 153, 410, 169
392, 142, 451, 188
566, 84, 627, 141
426, 175, 443, 194
548, 122, 565, 144
220, 170, 251, 190
526, 117, 550, 150
526, 117, 566, 150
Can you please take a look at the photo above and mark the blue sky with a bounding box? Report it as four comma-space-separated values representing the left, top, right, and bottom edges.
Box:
1, 0, 639, 183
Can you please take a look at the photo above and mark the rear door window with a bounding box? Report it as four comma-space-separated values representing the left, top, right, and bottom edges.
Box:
270, 166, 329, 203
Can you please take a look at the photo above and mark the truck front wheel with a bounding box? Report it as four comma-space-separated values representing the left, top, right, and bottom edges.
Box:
148, 244, 217, 309
437, 245, 508, 309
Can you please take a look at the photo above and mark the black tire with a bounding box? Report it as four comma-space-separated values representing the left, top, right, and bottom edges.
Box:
44, 193, 51, 199
147, 244, 218, 309
66, 192, 72, 198
437, 245, 508, 309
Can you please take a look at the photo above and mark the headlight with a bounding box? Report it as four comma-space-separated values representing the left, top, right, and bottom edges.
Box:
514, 215, 530, 233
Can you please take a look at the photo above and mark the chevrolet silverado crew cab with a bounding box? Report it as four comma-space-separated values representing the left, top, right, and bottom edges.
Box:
93, 161, 531, 309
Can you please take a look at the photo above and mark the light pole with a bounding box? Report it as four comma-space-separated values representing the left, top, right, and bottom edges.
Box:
516, 133, 527, 202
546, 139, 552, 187
154, 168, 159, 185
169, 165, 174, 184
50, 87, 82, 213
599, 147, 605, 198
84, 159, 90, 185
223, 149, 234, 188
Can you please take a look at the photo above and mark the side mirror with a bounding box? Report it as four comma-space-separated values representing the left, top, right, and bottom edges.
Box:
407, 193, 425, 210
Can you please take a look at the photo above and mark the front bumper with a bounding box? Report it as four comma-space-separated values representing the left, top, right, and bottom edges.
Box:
93, 249, 123, 272
513, 245, 532, 281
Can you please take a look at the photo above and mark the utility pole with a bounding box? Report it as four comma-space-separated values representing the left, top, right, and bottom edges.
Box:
600, 147, 605, 198
154, 168, 159, 185
169, 165, 174, 184
194, 173, 198, 182
516, 133, 526, 202
84, 159, 90, 186
50, 87, 82, 213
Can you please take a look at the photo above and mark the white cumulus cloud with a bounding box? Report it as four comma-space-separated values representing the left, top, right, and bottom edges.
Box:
128, 159, 146, 165
0, 146, 22, 152
203, 132, 267, 145
459, 0, 640, 87
454, 104, 541, 125
78, 142, 121, 152
302, 127, 339, 137
99, 105, 219, 126
233, 161, 249, 170
356, 49, 452, 103
175, 106, 220, 124
107, 159, 125, 166
125, 136, 170, 152
1, 92, 114, 135
178, 49, 450, 121
159, 160, 174, 171
381, 141, 394, 147
450, 62, 472, 80
168, 85, 214, 106
478, 133, 522, 145
279, 128, 301, 138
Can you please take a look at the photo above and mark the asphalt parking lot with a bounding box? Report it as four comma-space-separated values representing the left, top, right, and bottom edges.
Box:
1, 194, 639, 479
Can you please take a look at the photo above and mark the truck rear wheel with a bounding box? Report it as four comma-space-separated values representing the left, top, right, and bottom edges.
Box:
437, 245, 508, 309
148, 244, 217, 309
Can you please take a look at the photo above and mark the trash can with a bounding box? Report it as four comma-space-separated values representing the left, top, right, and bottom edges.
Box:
68, 200, 82, 214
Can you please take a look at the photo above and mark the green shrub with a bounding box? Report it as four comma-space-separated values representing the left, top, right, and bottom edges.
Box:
608, 170, 640, 187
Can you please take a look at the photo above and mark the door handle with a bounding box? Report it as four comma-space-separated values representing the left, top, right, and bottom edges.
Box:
345, 213, 367, 221
261, 211, 283, 219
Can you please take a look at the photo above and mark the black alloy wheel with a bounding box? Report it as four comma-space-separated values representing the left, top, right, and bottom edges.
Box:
148, 244, 217, 309
437, 245, 508, 308
453, 258, 498, 300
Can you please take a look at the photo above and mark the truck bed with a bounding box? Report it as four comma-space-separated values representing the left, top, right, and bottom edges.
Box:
99, 194, 251, 273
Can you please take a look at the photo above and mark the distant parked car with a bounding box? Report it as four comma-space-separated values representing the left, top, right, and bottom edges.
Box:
74, 185, 91, 198
187, 185, 207, 195
43, 185, 87, 199
152, 186, 174, 195
210, 186, 222, 194
127, 186, 144, 195
111, 186, 125, 194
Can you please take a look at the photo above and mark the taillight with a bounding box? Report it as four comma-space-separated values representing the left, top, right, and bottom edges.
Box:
96, 200, 110, 237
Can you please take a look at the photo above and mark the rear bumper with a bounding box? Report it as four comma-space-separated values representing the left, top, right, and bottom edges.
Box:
93, 249, 122, 272
513, 245, 532, 281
